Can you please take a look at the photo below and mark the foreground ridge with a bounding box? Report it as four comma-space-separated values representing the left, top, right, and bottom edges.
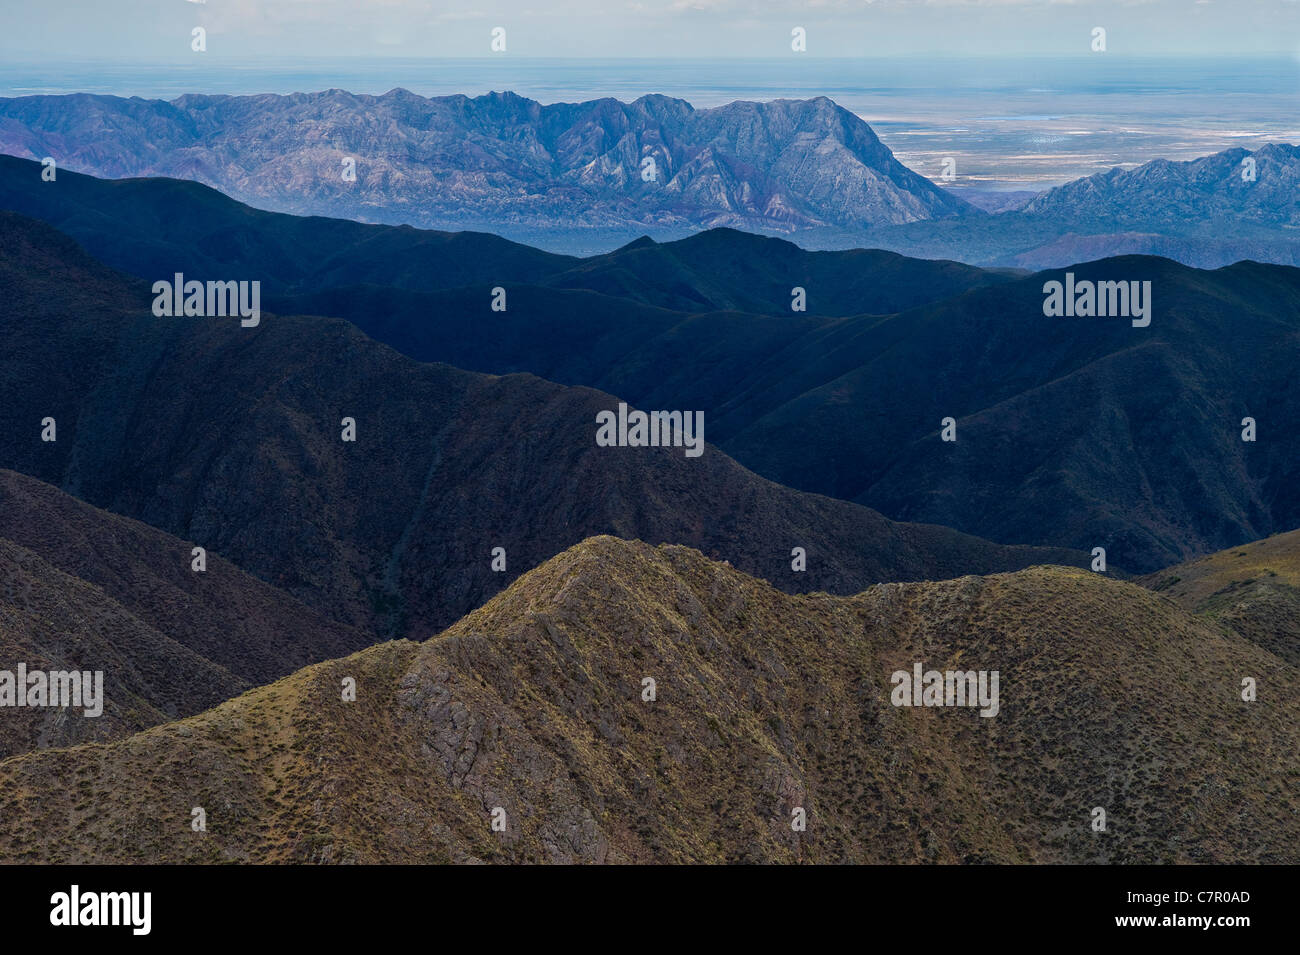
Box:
1, 536, 1293, 864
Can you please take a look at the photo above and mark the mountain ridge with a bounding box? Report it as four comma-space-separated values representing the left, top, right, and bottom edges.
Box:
0, 210, 1087, 640
0, 155, 1006, 315
0, 534, 1291, 864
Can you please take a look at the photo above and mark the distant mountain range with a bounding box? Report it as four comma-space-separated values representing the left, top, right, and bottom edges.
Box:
1, 535, 1293, 863
1020, 144, 1300, 228
3, 91, 1299, 266
871, 143, 1300, 270
0, 89, 968, 238
3, 160, 1296, 573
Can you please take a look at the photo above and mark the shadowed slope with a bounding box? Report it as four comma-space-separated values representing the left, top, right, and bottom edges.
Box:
5, 159, 1289, 571
0, 212, 1085, 639
0, 470, 374, 757
0, 539, 243, 758
0, 469, 374, 683
0, 155, 1004, 315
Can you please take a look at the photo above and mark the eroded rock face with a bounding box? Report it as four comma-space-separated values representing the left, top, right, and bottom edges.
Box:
0, 90, 971, 232
1020, 144, 1300, 229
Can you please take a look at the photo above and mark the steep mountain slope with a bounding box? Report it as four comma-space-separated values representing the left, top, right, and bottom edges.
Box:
0, 537, 1292, 864
0, 91, 971, 235
0, 469, 374, 683
0, 155, 1005, 315
0, 470, 374, 758
0, 537, 243, 759
1141, 528, 1300, 666
0, 212, 1083, 639
802, 256, 1300, 571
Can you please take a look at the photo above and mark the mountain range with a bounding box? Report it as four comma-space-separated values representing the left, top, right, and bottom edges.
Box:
868, 143, 1300, 270
3, 159, 1296, 573
0, 210, 1084, 644
1, 104, 1298, 865
3, 91, 1300, 267
1020, 144, 1300, 229
0, 155, 1010, 316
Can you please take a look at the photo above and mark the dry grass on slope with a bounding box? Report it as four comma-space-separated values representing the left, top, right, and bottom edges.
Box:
0, 538, 1293, 864
1141, 527, 1300, 665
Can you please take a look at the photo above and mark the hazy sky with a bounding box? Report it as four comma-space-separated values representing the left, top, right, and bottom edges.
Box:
3, 0, 1299, 60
